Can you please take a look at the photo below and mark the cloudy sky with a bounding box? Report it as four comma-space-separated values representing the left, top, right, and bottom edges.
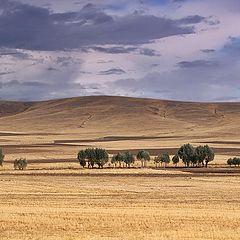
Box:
0, 0, 240, 101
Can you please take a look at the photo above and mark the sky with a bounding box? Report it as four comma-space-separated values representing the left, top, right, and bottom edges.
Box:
0, 0, 240, 102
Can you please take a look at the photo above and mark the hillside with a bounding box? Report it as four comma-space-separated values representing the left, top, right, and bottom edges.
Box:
0, 96, 239, 136
0, 96, 239, 162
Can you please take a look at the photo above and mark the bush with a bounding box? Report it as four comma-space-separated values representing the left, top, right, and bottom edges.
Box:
227, 157, 240, 167
14, 158, 27, 170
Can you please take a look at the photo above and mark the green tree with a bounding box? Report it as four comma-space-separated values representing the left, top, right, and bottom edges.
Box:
203, 145, 215, 168
0, 148, 5, 167
160, 153, 170, 167
178, 144, 195, 168
195, 146, 206, 167
95, 148, 109, 168
123, 152, 135, 168
111, 155, 117, 168
77, 150, 87, 168
115, 152, 125, 168
227, 158, 233, 167
172, 155, 179, 167
137, 150, 150, 168
232, 157, 240, 167
85, 148, 96, 168
14, 158, 27, 170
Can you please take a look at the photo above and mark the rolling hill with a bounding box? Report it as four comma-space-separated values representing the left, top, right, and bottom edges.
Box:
0, 95, 239, 137
0, 96, 240, 162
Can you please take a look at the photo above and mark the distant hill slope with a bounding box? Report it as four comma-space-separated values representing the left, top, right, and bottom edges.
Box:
0, 96, 239, 138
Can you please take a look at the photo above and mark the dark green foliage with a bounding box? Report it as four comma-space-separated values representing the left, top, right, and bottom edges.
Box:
123, 152, 135, 168
0, 148, 4, 167
77, 148, 109, 168
195, 146, 206, 167
195, 145, 214, 167
137, 150, 150, 168
178, 144, 214, 168
95, 148, 109, 168
227, 158, 233, 167
155, 153, 170, 167
14, 158, 27, 170
160, 153, 170, 167
115, 152, 125, 167
227, 157, 240, 167
178, 144, 195, 168
78, 150, 87, 168
111, 155, 117, 168
203, 145, 214, 167
85, 148, 96, 168
172, 155, 179, 167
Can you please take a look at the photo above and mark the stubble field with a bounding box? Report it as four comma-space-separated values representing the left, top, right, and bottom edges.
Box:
0, 96, 240, 239
0, 170, 240, 240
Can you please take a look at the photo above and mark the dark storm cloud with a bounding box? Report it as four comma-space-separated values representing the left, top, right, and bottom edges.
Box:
99, 68, 126, 75
177, 60, 219, 68
0, 0, 203, 51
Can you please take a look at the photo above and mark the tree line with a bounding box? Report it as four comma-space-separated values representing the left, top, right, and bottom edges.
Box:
1, 143, 239, 170
77, 144, 215, 169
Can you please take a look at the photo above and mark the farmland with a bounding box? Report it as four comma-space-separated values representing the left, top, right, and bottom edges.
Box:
0, 96, 240, 239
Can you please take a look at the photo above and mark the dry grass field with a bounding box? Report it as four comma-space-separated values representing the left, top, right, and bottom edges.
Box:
0, 170, 240, 240
0, 96, 240, 239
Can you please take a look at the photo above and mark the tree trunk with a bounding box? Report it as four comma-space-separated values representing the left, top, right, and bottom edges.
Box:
205, 161, 209, 168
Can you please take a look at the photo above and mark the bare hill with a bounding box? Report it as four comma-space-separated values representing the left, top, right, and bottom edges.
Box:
0, 96, 239, 138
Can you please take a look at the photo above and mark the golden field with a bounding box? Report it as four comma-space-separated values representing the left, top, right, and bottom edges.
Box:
0, 170, 240, 240
0, 96, 240, 239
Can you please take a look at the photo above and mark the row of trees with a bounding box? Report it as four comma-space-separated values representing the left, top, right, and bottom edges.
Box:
227, 157, 240, 167
77, 144, 215, 169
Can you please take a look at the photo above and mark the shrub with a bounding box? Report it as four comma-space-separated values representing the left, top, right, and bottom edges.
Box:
228, 157, 240, 167
14, 158, 27, 170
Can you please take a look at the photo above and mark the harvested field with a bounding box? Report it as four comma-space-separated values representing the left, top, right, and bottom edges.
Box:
0, 96, 239, 239
0, 171, 239, 240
